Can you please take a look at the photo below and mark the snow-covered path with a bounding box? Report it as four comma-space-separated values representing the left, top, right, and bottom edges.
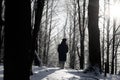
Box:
0, 65, 120, 80
30, 66, 120, 80
31, 66, 82, 80
31, 67, 81, 80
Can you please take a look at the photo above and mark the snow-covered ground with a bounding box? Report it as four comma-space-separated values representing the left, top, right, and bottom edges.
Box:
0, 65, 120, 80
0, 65, 3, 80
31, 66, 120, 80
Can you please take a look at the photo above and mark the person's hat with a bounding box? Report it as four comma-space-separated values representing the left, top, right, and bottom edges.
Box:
62, 38, 67, 41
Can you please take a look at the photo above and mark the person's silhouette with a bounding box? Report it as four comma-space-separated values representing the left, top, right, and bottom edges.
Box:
57, 38, 68, 69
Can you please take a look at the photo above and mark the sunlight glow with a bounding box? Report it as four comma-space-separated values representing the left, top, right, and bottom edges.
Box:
110, 3, 120, 19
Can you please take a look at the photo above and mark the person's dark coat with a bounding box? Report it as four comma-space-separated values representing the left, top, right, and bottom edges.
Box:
57, 40, 68, 61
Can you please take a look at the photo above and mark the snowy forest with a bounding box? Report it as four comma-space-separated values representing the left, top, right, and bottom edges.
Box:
0, 0, 120, 80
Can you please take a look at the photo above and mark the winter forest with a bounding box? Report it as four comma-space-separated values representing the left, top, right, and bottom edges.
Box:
0, 0, 120, 80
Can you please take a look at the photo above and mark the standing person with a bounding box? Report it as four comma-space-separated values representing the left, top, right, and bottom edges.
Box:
57, 38, 68, 69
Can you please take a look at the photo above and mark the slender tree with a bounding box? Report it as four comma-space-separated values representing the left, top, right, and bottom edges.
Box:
33, 0, 45, 52
111, 20, 116, 74
43, 0, 49, 65
70, 0, 76, 69
79, 0, 86, 69
101, 0, 106, 70
32, 0, 45, 68
0, 0, 3, 26
0, 0, 3, 63
115, 39, 120, 74
68, 13, 73, 68
106, 0, 110, 73
77, 0, 82, 69
46, 0, 54, 64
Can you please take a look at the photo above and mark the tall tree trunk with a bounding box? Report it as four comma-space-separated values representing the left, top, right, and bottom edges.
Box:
33, 0, 45, 51
4, 0, 32, 80
46, 0, 54, 64
69, 15, 72, 68
43, 0, 49, 65
70, 0, 76, 69
0, 0, 3, 26
32, 0, 45, 67
0, 0, 3, 63
111, 20, 116, 74
38, 25, 43, 66
77, 0, 82, 69
63, 11, 68, 38
80, 0, 86, 69
106, 0, 110, 73
87, 0, 101, 72
101, 0, 106, 70
115, 39, 120, 74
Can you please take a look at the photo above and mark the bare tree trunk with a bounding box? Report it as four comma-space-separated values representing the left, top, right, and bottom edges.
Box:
69, 15, 72, 68
0, 0, 3, 26
46, 0, 54, 64
43, 0, 49, 65
111, 20, 116, 74
101, 0, 106, 70
63, 12, 68, 38
70, 0, 76, 69
77, 0, 81, 69
0, 0, 3, 63
77, 0, 86, 69
80, 0, 86, 69
32, 0, 45, 67
86, 0, 101, 73
33, 0, 45, 48
115, 39, 120, 74
70, 28, 76, 69
4, 0, 32, 80
106, 0, 110, 73
38, 28, 43, 66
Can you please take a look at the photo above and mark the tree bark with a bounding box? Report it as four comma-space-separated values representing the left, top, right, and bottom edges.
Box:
111, 20, 116, 74
0, 0, 3, 63
43, 0, 49, 65
4, 0, 32, 80
115, 39, 120, 74
80, 0, 86, 69
70, 0, 76, 69
87, 0, 101, 71
106, 0, 110, 73
69, 15, 72, 69
46, 0, 54, 64
32, 0, 45, 66
101, 0, 106, 70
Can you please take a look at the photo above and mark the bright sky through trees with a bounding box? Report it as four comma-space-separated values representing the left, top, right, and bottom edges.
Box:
110, 3, 120, 19
99, 0, 120, 30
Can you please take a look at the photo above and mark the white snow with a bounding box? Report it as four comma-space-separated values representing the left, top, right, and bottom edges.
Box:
0, 65, 120, 80
30, 66, 120, 80
0, 65, 3, 80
